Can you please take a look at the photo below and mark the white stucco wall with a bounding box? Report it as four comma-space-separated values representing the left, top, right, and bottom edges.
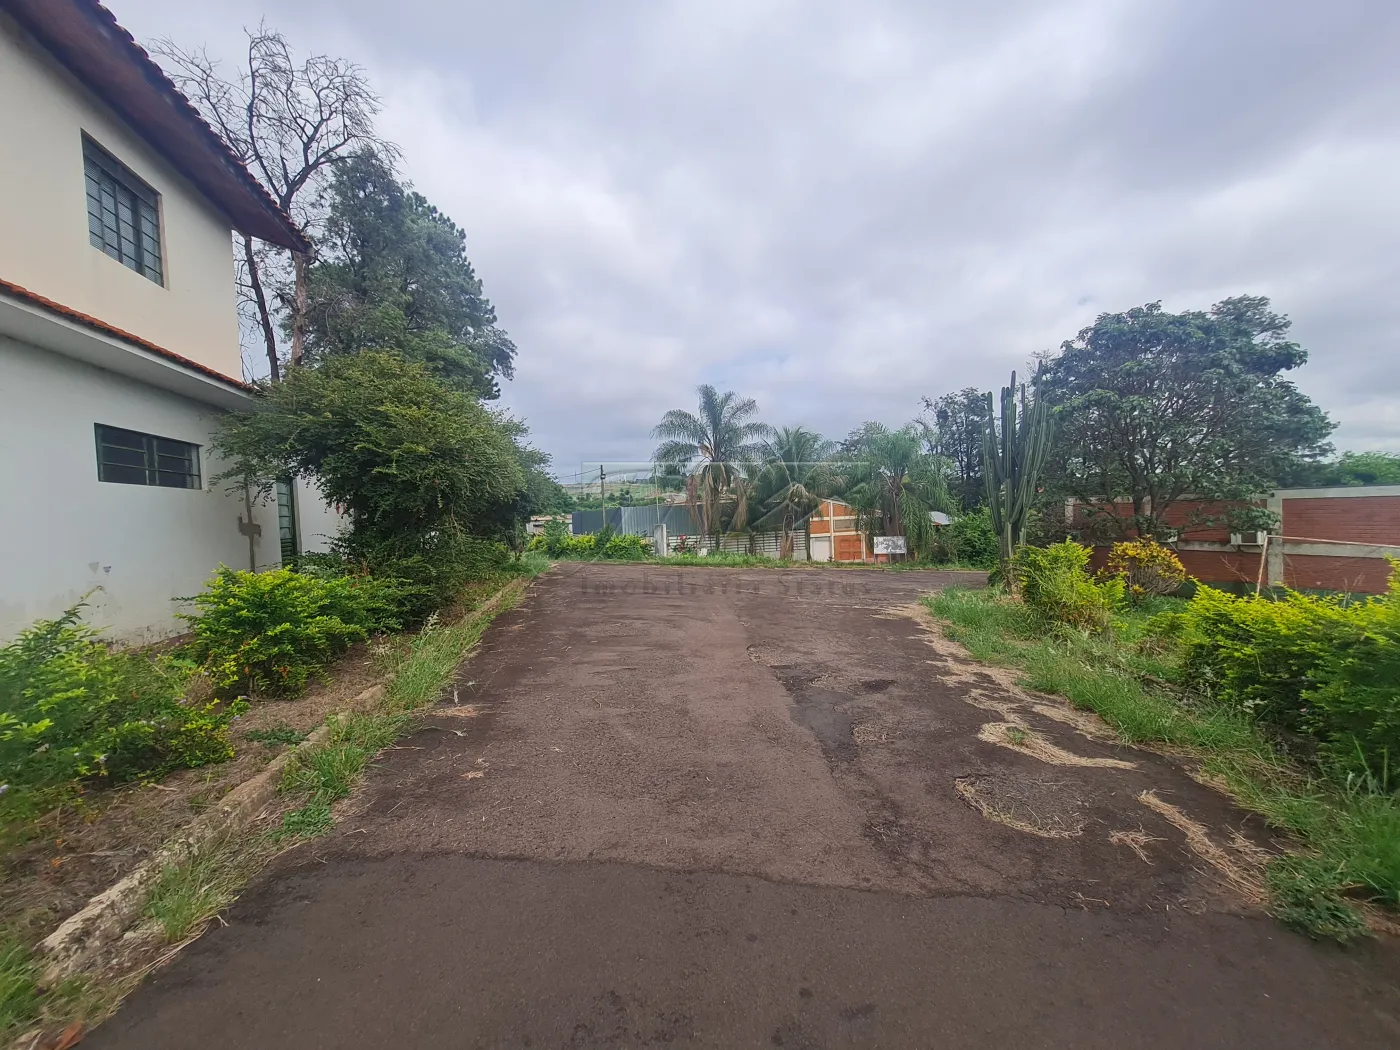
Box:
0, 14, 243, 379
0, 334, 279, 644
293, 476, 349, 555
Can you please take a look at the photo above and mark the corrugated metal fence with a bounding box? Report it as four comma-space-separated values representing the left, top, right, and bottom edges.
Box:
572, 505, 703, 537
571, 506, 808, 560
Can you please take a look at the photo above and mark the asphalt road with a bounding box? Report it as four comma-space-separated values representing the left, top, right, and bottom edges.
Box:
87, 564, 1400, 1049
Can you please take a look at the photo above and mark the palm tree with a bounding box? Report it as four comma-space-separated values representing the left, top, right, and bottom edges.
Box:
835, 424, 953, 559
750, 426, 833, 558
651, 385, 773, 538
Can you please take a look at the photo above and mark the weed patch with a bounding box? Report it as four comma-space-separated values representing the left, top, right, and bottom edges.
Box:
244, 724, 306, 747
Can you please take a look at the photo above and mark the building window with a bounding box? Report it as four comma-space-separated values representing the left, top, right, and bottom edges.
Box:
95, 424, 200, 489
83, 135, 163, 285
276, 478, 299, 564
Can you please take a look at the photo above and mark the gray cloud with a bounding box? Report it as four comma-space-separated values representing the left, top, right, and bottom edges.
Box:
112, 0, 1400, 475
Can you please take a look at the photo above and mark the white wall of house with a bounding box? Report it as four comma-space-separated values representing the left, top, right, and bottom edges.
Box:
293, 476, 349, 555
0, 334, 279, 644
0, 14, 244, 379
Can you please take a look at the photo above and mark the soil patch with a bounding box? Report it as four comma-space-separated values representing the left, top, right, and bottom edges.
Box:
2, 646, 386, 946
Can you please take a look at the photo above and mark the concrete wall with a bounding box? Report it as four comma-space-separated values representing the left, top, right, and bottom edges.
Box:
0, 15, 243, 379
0, 334, 279, 643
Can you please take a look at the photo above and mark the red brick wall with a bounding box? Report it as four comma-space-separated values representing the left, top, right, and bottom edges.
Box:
1071, 498, 1246, 541
1283, 496, 1400, 546
1081, 492, 1398, 594
1283, 554, 1393, 594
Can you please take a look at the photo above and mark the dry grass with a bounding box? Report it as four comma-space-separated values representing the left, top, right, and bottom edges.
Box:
1137, 789, 1266, 905
955, 778, 1084, 839
976, 722, 1137, 769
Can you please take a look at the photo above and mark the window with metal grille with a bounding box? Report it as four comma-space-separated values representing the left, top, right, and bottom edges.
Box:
276, 478, 299, 564
83, 135, 163, 284
95, 424, 200, 489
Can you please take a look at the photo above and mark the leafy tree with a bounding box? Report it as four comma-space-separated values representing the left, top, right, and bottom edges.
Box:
1039, 296, 1334, 539
921, 387, 991, 509
651, 385, 773, 536
832, 424, 953, 558
300, 151, 517, 398
749, 427, 833, 559
212, 351, 525, 546
1290, 451, 1400, 488
154, 28, 388, 379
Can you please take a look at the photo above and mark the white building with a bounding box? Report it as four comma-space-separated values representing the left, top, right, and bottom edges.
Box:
0, 0, 343, 643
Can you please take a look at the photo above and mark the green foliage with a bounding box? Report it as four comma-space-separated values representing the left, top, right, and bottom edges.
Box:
921, 387, 991, 510
1265, 856, 1370, 941
1013, 540, 1121, 633
982, 371, 1053, 575
651, 384, 774, 537
945, 508, 1000, 569
145, 834, 265, 943
832, 423, 953, 560
244, 724, 305, 747
541, 517, 571, 556
335, 531, 511, 622
1106, 538, 1187, 602
0, 939, 40, 1037
1289, 451, 1400, 488
1176, 572, 1399, 779
213, 351, 526, 548
301, 150, 516, 399
1, 607, 239, 828
530, 531, 651, 560
746, 426, 834, 557
1040, 296, 1335, 539
178, 566, 402, 698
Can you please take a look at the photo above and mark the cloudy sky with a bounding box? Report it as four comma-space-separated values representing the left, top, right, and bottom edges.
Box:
114, 0, 1400, 477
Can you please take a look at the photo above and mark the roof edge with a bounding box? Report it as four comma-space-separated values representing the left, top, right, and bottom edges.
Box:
0, 277, 255, 392
4, 0, 308, 252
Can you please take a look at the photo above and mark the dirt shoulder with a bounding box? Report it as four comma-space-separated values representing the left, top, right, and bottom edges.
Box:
84, 564, 1400, 1049
2, 646, 385, 950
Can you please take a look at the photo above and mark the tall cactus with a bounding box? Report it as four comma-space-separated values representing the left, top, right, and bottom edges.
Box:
982, 370, 1053, 585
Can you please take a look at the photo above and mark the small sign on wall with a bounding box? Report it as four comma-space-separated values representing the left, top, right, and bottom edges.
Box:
873, 536, 907, 555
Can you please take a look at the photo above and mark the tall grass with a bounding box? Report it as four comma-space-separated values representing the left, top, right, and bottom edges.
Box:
925, 586, 1400, 939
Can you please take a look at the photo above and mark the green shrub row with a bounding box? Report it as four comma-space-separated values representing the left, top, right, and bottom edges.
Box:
177, 566, 405, 699
1171, 569, 1399, 781
530, 522, 652, 560
1004, 538, 1398, 784
0, 608, 241, 831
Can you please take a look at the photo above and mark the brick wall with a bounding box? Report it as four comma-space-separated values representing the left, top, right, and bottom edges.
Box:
1283, 496, 1400, 546
1075, 487, 1399, 595
1283, 554, 1393, 594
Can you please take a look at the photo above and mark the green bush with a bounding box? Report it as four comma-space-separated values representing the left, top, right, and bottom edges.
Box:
541, 517, 570, 556
179, 567, 403, 698
1, 607, 240, 822
1177, 568, 1399, 780
330, 531, 511, 622
946, 509, 999, 569
530, 531, 652, 560
1013, 540, 1122, 632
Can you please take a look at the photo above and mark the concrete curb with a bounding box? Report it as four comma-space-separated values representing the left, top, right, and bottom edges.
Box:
36, 687, 380, 982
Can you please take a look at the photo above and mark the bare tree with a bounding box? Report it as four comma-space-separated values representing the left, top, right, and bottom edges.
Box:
153, 27, 391, 380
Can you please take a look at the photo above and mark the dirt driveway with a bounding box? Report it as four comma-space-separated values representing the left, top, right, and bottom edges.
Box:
88, 564, 1400, 1049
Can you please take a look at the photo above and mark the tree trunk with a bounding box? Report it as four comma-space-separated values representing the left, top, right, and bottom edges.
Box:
290, 249, 310, 365
243, 235, 279, 382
